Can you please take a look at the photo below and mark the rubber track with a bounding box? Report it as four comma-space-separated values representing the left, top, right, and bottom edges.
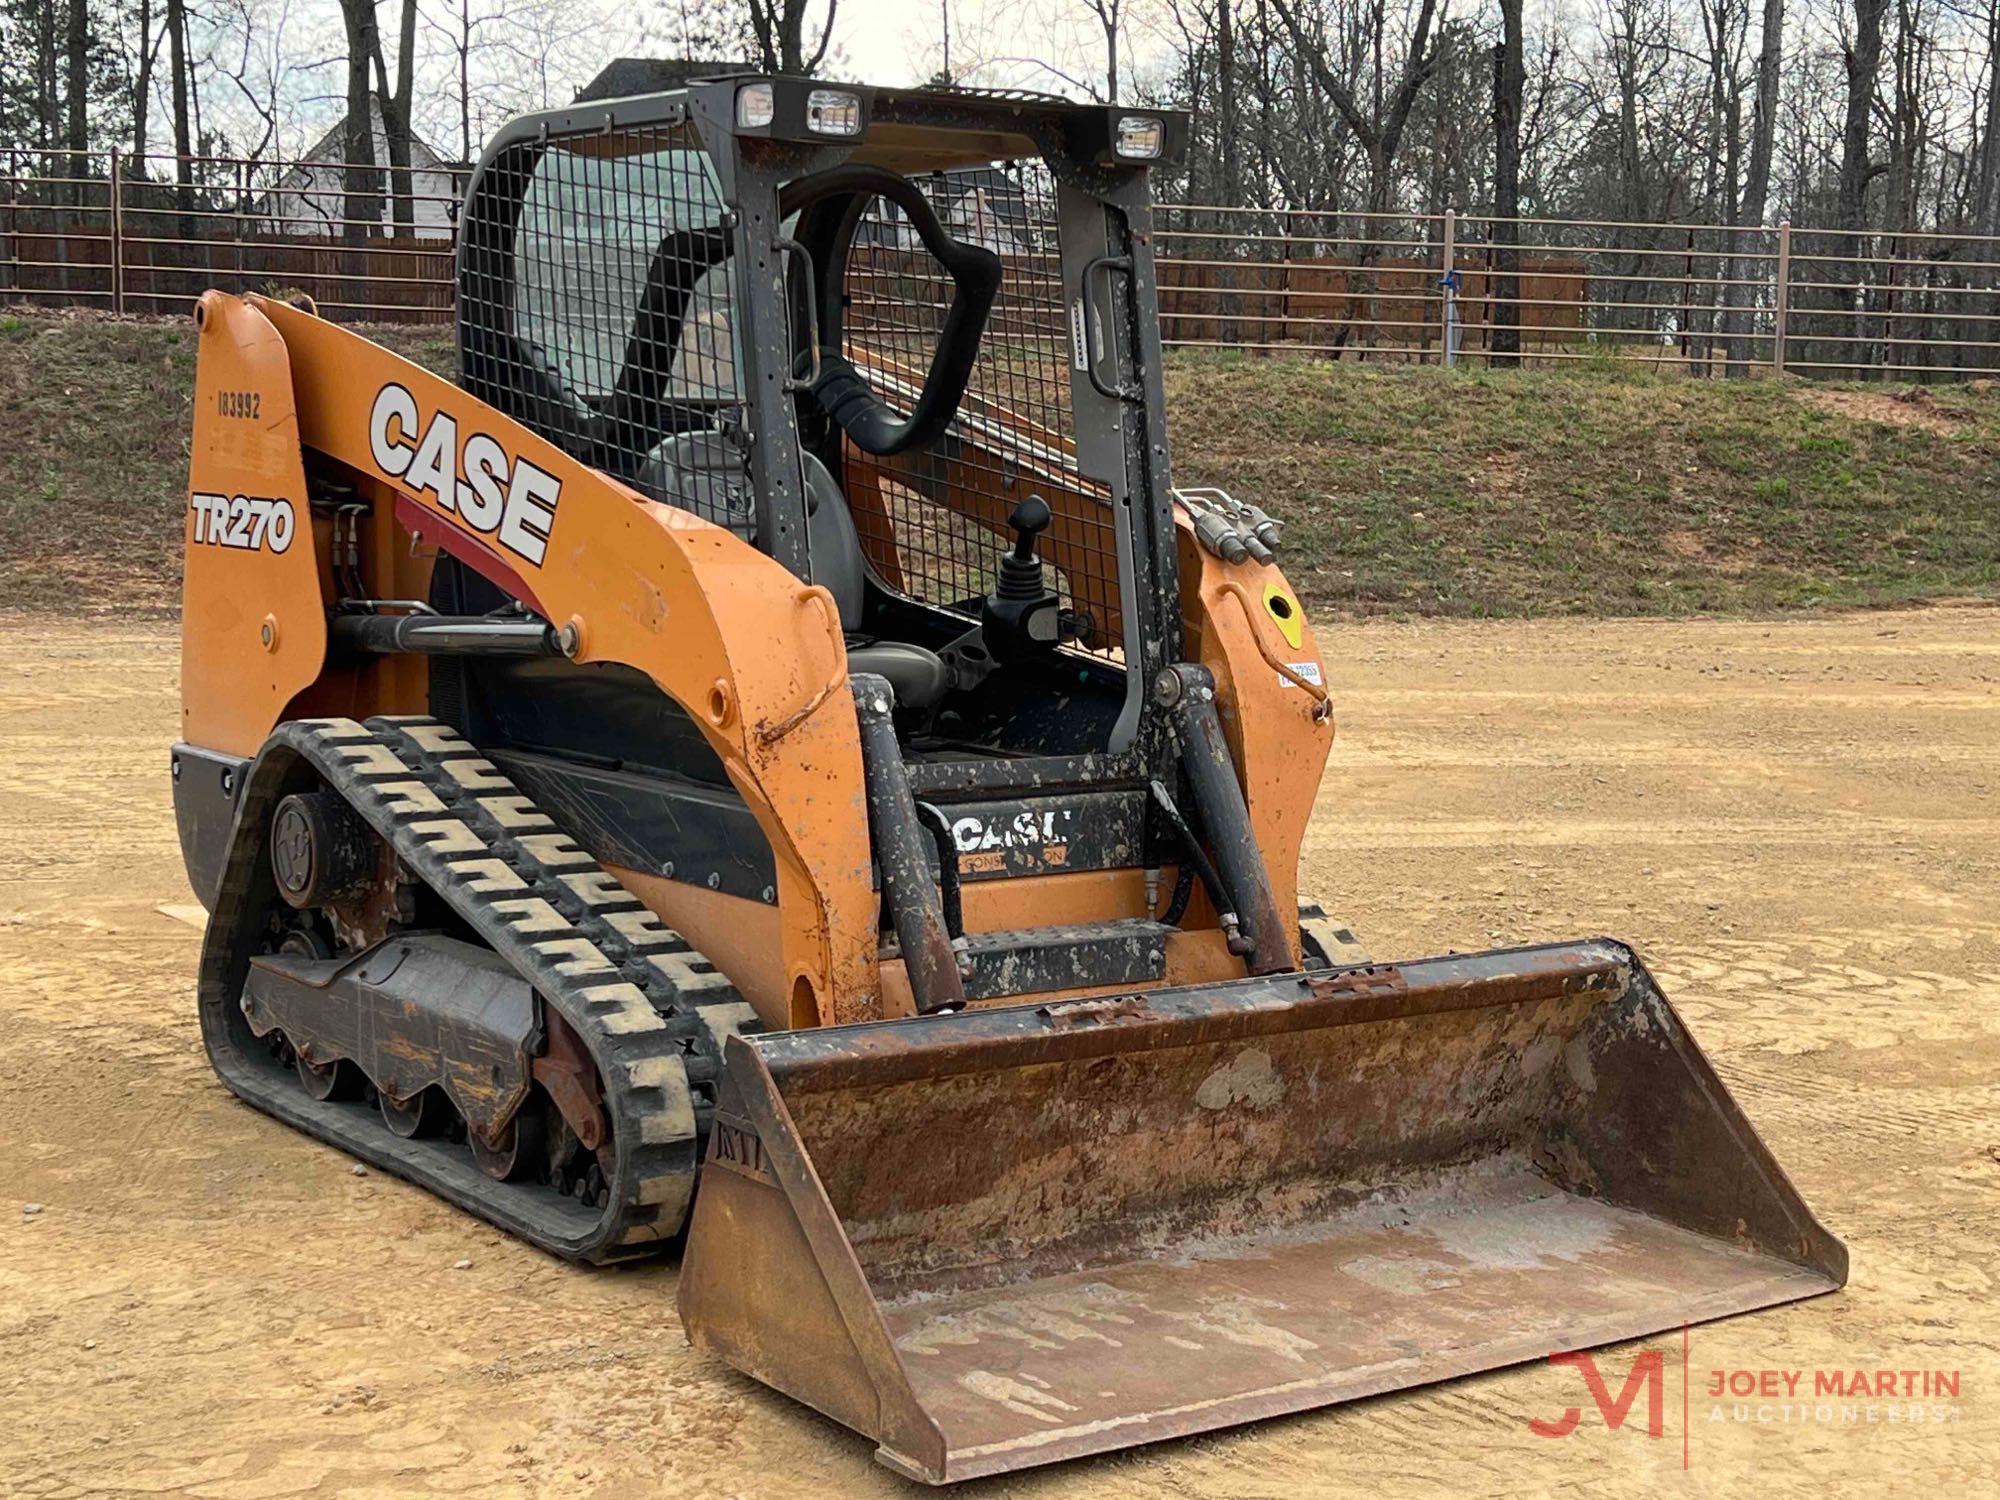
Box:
197, 714, 756, 1263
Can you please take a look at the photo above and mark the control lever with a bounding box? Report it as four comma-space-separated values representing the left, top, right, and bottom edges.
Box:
981, 496, 1062, 664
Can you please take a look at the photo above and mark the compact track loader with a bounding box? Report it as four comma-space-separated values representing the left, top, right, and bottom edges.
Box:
175, 77, 1844, 1482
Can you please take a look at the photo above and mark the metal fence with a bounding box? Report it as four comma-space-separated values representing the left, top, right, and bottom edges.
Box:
8, 148, 2000, 379
1153, 204, 2000, 379
1, 148, 463, 322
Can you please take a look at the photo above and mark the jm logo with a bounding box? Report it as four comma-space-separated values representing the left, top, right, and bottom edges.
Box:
1529, 1351, 1666, 1439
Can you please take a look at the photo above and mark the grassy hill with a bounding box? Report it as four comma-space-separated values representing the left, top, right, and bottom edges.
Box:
1166, 352, 2000, 615
3, 309, 1995, 615
0, 313, 453, 612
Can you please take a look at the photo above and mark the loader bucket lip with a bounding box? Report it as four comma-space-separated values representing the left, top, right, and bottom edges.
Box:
741, 939, 1627, 1090
681, 938, 1847, 1484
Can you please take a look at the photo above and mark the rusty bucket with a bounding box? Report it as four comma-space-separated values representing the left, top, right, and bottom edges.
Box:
677, 939, 1845, 1483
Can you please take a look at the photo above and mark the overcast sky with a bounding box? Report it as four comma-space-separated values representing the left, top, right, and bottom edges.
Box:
191, 0, 1192, 163
715, 0, 1180, 96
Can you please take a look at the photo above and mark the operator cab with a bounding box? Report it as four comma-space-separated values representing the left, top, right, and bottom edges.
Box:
453, 77, 1187, 792
622, 157, 1075, 716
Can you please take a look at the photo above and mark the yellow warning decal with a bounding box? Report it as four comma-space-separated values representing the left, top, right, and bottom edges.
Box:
1263, 583, 1305, 649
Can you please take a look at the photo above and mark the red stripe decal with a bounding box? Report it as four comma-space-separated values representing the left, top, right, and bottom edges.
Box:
393, 493, 548, 615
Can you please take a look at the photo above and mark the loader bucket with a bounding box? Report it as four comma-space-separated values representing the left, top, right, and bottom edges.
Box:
677, 939, 1844, 1483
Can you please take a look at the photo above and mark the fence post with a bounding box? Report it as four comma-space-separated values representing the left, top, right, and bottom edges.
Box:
1439, 208, 1457, 367
3, 149, 16, 298
108, 147, 124, 317
1772, 219, 1790, 377
237, 159, 249, 287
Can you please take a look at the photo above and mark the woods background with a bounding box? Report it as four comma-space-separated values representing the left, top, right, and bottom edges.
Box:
3, 1, 1999, 376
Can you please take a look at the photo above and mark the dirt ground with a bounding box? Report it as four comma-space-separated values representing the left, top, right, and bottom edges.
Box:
3, 607, 1995, 1497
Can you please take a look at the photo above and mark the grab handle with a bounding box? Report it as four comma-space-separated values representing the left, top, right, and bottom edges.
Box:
775, 237, 822, 393
1079, 253, 1137, 402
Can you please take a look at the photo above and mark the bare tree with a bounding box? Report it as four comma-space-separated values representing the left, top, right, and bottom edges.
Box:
1490, 0, 1525, 365
1270, 0, 1445, 354
745, 0, 836, 74
1271, 0, 1445, 218
1085, 0, 1125, 102
1724, 0, 1783, 373
211, 0, 297, 188
368, 0, 416, 233
336, 0, 380, 244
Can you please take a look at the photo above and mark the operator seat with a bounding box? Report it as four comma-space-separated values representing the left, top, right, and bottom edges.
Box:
642, 434, 951, 710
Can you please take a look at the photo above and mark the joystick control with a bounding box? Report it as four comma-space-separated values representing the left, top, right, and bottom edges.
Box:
981, 496, 1061, 662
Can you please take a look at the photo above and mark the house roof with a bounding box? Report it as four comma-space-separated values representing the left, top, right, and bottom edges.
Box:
296, 101, 455, 170
577, 59, 754, 103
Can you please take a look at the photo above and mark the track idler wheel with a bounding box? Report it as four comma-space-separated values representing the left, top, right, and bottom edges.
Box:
295, 1052, 359, 1102
378, 1087, 448, 1139
270, 791, 376, 909
470, 1105, 546, 1182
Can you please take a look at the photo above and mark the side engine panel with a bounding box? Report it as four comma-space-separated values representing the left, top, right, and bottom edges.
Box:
180, 293, 327, 758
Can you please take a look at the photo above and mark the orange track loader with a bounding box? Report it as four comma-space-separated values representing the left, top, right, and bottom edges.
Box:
174, 76, 1844, 1483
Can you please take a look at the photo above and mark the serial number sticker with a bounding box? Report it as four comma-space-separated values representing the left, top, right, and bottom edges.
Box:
216, 389, 262, 419
189, 492, 296, 553
1279, 660, 1325, 689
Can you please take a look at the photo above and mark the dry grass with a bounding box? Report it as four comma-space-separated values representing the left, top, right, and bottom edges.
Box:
0, 312, 451, 612
2, 310, 1995, 617
1168, 349, 2000, 614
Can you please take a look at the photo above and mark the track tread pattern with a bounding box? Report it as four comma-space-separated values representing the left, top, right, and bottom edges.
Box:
197, 715, 755, 1262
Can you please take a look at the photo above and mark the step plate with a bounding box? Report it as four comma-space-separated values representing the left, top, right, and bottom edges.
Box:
959, 920, 1173, 1001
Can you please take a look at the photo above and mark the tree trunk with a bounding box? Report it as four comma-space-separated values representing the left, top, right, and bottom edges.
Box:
372, 0, 419, 234
35, 0, 58, 182
166, 0, 193, 223
1217, 0, 1240, 348
1840, 2, 1886, 230
782, 0, 806, 71
64, 0, 88, 205
1839, 0, 1888, 374
339, 0, 383, 248
1884, 0, 1925, 374
27, 0, 62, 288
1099, 1, 1120, 103
1354, 144, 1394, 355
452, 0, 475, 164
1490, 0, 1525, 367
1976, 0, 2000, 242
133, 0, 155, 167
1725, 0, 1783, 376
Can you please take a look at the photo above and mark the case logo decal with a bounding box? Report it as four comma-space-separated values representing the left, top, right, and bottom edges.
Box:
951, 807, 1075, 873
369, 382, 560, 566
189, 492, 296, 553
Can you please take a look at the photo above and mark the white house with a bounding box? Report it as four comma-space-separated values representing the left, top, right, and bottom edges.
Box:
260, 105, 463, 240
